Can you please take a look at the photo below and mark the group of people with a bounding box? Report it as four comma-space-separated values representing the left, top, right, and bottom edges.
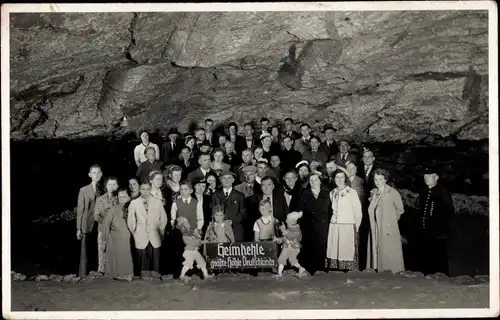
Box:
76, 117, 455, 281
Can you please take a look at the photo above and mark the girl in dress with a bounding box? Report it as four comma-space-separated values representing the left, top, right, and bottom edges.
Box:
204, 206, 235, 243
326, 170, 363, 271
177, 217, 212, 282
273, 211, 307, 278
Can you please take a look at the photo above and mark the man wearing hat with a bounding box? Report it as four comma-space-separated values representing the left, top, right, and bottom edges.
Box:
413, 165, 455, 275
160, 127, 182, 165
211, 170, 246, 241
236, 149, 255, 184
319, 123, 339, 159
234, 165, 259, 198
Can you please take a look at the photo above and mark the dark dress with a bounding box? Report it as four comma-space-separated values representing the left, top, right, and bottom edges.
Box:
297, 188, 333, 274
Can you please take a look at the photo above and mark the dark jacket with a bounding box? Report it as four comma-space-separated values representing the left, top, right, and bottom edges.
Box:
211, 188, 247, 241
334, 152, 358, 167
230, 135, 247, 155
247, 191, 289, 227
136, 160, 164, 184
280, 148, 303, 172
160, 139, 183, 165
418, 184, 455, 238
319, 140, 340, 159
187, 167, 213, 183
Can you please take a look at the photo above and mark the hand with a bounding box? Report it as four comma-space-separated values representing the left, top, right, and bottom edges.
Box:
76, 230, 82, 240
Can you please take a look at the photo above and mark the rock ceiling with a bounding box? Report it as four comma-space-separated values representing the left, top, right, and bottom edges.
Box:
9, 11, 489, 142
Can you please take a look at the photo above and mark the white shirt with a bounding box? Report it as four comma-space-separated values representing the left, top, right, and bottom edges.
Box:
223, 187, 233, 197
284, 192, 292, 207
134, 142, 160, 164
200, 167, 210, 177
364, 164, 373, 177
255, 175, 262, 184
170, 196, 204, 230
253, 215, 273, 232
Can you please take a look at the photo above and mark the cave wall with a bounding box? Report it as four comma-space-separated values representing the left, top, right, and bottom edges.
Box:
10, 11, 488, 142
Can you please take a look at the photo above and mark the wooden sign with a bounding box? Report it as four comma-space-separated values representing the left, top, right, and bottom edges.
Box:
205, 242, 278, 270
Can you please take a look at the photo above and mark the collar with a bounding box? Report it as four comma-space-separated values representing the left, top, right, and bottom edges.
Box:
223, 187, 232, 194
182, 197, 192, 203
303, 136, 310, 141
200, 167, 210, 175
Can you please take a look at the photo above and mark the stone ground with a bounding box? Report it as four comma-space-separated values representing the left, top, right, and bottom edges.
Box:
10, 271, 489, 311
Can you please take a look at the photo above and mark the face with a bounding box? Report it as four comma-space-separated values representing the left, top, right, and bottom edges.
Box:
140, 184, 151, 198
213, 212, 225, 223
140, 132, 149, 144
325, 129, 335, 141
284, 172, 297, 189
200, 145, 211, 153
224, 142, 234, 154
244, 171, 256, 183
298, 166, 310, 178
207, 175, 217, 188
187, 138, 195, 148
196, 130, 206, 141
205, 121, 214, 132
346, 163, 357, 178
214, 151, 224, 163
309, 175, 321, 189
424, 173, 439, 187
180, 184, 192, 197
244, 125, 253, 136
229, 125, 237, 135
300, 125, 310, 137
129, 179, 139, 192
219, 136, 227, 146
310, 161, 320, 171
181, 148, 191, 160
220, 174, 234, 188
254, 148, 263, 160
199, 155, 211, 169
261, 121, 270, 131
285, 120, 293, 131
170, 170, 182, 183
334, 172, 346, 187
310, 138, 320, 150
283, 137, 293, 150
106, 179, 118, 193
286, 217, 296, 228
374, 173, 387, 188
261, 179, 274, 195
146, 148, 156, 161
270, 156, 280, 168
271, 127, 279, 137
262, 137, 272, 148
118, 191, 131, 206
260, 203, 272, 217
194, 182, 207, 194
257, 164, 268, 176
326, 162, 337, 176
242, 150, 253, 163
151, 173, 163, 188
340, 141, 350, 154
363, 151, 375, 166
89, 167, 102, 183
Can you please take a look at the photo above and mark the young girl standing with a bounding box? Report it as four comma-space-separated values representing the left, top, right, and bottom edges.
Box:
204, 206, 235, 243
253, 199, 279, 242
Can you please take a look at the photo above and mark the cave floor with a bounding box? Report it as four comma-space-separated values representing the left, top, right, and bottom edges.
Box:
10, 271, 489, 311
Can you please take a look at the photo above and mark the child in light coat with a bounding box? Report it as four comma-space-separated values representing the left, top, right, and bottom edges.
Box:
273, 211, 307, 278
176, 216, 211, 281
204, 206, 235, 243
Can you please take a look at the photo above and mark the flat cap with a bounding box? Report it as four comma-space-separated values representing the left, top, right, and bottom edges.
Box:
241, 165, 257, 173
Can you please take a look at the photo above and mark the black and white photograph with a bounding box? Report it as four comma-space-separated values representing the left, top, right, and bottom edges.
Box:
1, 2, 498, 319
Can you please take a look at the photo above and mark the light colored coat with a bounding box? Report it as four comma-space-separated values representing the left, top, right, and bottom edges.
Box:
76, 184, 97, 233
366, 185, 405, 273
127, 196, 168, 249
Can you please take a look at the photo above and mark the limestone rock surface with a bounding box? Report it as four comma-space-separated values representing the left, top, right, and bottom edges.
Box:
10, 11, 489, 142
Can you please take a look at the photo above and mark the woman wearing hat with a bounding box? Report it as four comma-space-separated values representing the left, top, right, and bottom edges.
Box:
296, 160, 311, 191
297, 171, 332, 275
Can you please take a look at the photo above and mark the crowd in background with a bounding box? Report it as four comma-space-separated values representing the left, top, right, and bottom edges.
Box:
76, 117, 455, 281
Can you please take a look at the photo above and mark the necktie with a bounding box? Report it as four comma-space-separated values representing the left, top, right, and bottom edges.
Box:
225, 191, 229, 198
343, 154, 347, 161
365, 166, 369, 177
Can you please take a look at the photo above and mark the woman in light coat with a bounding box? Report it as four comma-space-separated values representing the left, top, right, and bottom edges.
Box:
366, 168, 405, 273
326, 170, 363, 271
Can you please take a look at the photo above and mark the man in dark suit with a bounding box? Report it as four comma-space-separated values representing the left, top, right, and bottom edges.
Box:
187, 153, 213, 183
204, 118, 217, 146
160, 127, 183, 165
247, 176, 288, 235
212, 170, 247, 241
357, 147, 378, 271
192, 177, 213, 237
334, 138, 358, 167
319, 123, 340, 159
278, 169, 301, 213
280, 135, 303, 173
283, 118, 301, 141
243, 122, 260, 149
76, 164, 102, 278
294, 123, 312, 155
254, 117, 271, 141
